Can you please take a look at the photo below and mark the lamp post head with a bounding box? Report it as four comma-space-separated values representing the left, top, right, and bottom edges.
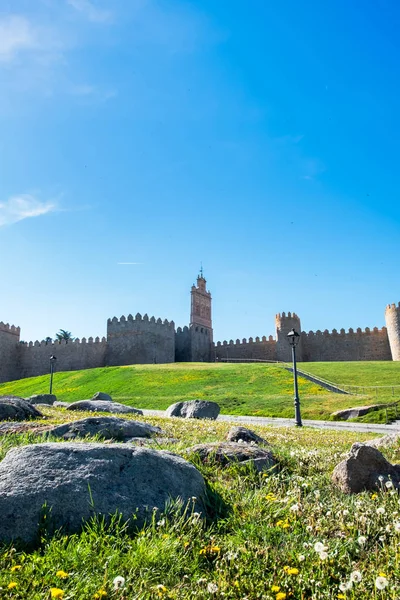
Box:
49, 355, 57, 363
287, 328, 300, 347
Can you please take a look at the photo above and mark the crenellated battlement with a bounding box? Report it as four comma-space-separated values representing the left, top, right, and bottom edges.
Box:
275, 311, 300, 321
0, 322, 20, 336
385, 302, 400, 312
214, 335, 275, 347
302, 326, 387, 338
20, 336, 107, 348
107, 313, 175, 330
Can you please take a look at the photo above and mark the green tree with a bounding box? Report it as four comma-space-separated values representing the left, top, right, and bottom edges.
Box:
55, 329, 74, 342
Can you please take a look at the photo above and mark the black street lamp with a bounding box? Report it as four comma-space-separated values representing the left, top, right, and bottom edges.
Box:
49, 355, 57, 394
287, 328, 302, 427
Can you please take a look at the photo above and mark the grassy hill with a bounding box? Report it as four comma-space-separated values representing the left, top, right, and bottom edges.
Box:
0, 361, 399, 420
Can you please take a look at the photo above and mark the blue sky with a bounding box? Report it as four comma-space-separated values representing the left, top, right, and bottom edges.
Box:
1, 0, 399, 344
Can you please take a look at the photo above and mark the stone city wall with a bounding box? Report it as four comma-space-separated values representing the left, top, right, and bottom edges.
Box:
106, 313, 175, 365
301, 327, 391, 362
0, 322, 21, 383
385, 303, 400, 361
18, 337, 107, 379
213, 336, 277, 361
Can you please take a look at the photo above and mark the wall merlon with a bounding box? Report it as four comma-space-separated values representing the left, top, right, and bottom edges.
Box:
0, 322, 20, 336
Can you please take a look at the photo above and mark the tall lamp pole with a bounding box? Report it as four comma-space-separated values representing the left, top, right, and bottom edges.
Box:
49, 355, 57, 394
287, 329, 302, 427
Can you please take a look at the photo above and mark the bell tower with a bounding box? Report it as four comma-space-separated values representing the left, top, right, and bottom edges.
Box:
189, 267, 213, 362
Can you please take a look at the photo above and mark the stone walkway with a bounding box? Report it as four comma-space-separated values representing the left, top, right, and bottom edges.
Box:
141, 409, 400, 435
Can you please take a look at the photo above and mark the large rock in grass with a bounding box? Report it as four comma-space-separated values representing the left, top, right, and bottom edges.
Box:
67, 400, 143, 415
92, 392, 113, 402
0, 396, 43, 422
331, 405, 382, 420
26, 394, 57, 406
166, 400, 220, 420
332, 443, 400, 493
0, 443, 206, 544
226, 426, 270, 446
47, 417, 162, 441
186, 442, 277, 472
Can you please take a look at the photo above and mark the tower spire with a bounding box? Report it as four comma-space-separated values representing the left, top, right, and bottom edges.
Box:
199, 262, 203, 278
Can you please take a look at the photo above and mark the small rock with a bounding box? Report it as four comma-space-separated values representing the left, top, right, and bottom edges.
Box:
0, 396, 43, 422
26, 394, 57, 406
53, 402, 71, 408
47, 417, 161, 441
92, 392, 112, 402
0, 443, 206, 544
226, 426, 270, 445
332, 443, 400, 493
186, 442, 276, 471
331, 405, 382, 420
166, 400, 220, 420
364, 433, 400, 449
67, 400, 143, 415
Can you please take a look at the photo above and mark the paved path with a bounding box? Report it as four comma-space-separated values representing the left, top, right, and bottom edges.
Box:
141, 409, 400, 435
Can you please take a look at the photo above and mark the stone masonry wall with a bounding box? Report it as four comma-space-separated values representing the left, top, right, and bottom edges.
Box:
301, 327, 391, 362
213, 336, 277, 361
175, 326, 191, 362
106, 313, 175, 366
18, 337, 107, 379
385, 303, 400, 361
0, 323, 21, 383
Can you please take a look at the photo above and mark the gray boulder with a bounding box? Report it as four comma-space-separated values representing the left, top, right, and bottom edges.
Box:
47, 417, 162, 441
67, 400, 143, 415
0, 396, 43, 422
92, 392, 112, 402
26, 394, 57, 406
226, 426, 270, 446
332, 442, 400, 493
186, 442, 276, 471
53, 401, 71, 408
166, 400, 220, 420
0, 443, 205, 544
331, 405, 382, 420
364, 433, 400, 449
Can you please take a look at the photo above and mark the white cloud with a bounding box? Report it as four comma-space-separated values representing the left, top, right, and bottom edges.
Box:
67, 0, 113, 23
0, 194, 56, 227
0, 15, 38, 63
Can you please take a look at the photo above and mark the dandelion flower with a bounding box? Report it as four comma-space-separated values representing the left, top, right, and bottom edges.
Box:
157, 585, 168, 592
287, 567, 299, 575
375, 575, 388, 590
339, 582, 352, 591
337, 595, 346, 599
93, 590, 107, 599
376, 507, 385, 515
50, 589, 65, 599
276, 593, 287, 600
157, 519, 165, 527
207, 582, 218, 593
385, 481, 393, 489
113, 576, 125, 590
298, 554, 305, 562
56, 571, 69, 579
8, 582, 17, 589
314, 542, 327, 553
290, 504, 300, 512
271, 585, 280, 592
319, 551, 328, 560
350, 571, 362, 583
394, 522, 400, 533
10, 565, 21, 572
357, 536, 367, 546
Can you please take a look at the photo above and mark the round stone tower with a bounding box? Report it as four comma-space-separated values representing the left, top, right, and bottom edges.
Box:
385, 302, 400, 361
275, 311, 302, 362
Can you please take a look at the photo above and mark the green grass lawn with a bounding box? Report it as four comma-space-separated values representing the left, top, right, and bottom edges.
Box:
0, 362, 399, 421
299, 360, 400, 387
0, 409, 398, 599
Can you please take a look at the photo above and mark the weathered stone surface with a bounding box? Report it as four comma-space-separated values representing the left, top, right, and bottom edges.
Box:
332, 443, 400, 493
226, 426, 270, 445
26, 394, 57, 406
364, 433, 400, 450
53, 401, 71, 408
0, 443, 206, 544
186, 442, 276, 470
128, 437, 179, 446
47, 417, 161, 441
331, 405, 382, 420
166, 400, 220, 420
92, 392, 112, 402
0, 396, 43, 422
67, 400, 143, 415
0, 422, 50, 436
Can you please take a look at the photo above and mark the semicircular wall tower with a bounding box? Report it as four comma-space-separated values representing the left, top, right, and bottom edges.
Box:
385, 302, 400, 361
275, 311, 302, 362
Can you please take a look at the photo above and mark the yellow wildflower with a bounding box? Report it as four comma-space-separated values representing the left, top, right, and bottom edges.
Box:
276, 593, 287, 600
184, 541, 190, 548
56, 571, 69, 579
287, 567, 299, 575
271, 584, 280, 591
93, 590, 107, 599
379, 572, 386, 577
210, 546, 220, 553
371, 493, 378, 500
338, 595, 346, 599
11, 565, 22, 572
8, 582, 17, 589
50, 589, 65, 599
